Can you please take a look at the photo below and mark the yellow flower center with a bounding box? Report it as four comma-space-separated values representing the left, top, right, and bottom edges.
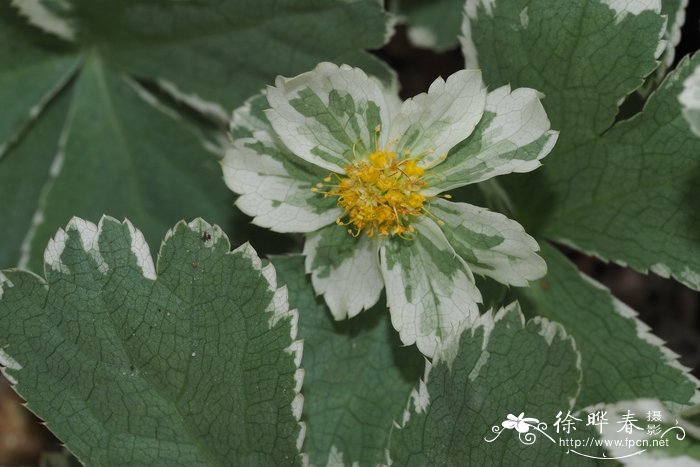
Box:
313, 149, 429, 238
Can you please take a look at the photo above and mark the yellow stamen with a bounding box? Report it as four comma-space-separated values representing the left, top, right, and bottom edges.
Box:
313, 149, 430, 238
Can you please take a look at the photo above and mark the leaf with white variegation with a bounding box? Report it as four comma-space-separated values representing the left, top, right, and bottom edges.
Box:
0, 217, 303, 466
389, 303, 598, 465
272, 255, 424, 466
6, 56, 237, 274
644, 0, 688, 89
515, 243, 698, 408
539, 54, 700, 292
463, 0, 665, 147
0, 0, 395, 269
13, 0, 394, 114
464, 0, 700, 291
0, 3, 78, 155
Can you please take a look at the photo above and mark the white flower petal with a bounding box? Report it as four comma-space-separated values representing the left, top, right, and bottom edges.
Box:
431, 199, 546, 286
380, 218, 482, 359
304, 225, 384, 320
223, 134, 341, 233
424, 85, 558, 195
266, 62, 391, 173
387, 69, 487, 167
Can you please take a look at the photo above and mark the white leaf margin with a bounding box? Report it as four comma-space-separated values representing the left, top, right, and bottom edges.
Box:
10, 0, 76, 41
388, 302, 583, 441
4, 215, 308, 460
460, 0, 666, 74
680, 64, 700, 138
578, 273, 700, 399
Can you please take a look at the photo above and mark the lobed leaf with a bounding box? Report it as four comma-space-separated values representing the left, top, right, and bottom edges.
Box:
389, 303, 597, 465
0, 0, 395, 269
464, 0, 700, 291
516, 243, 698, 408
0, 217, 303, 465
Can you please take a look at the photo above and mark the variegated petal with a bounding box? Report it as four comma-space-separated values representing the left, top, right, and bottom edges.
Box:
387, 69, 487, 168
304, 225, 384, 320
424, 85, 557, 195
266, 62, 391, 173
223, 133, 340, 233
380, 218, 481, 358
431, 199, 546, 286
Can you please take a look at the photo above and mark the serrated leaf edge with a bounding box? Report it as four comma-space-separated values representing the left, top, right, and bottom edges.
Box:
6, 216, 307, 460
164, 218, 307, 454
577, 272, 700, 400
384, 302, 583, 466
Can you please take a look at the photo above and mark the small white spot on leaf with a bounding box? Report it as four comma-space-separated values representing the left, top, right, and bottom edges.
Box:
519, 7, 529, 27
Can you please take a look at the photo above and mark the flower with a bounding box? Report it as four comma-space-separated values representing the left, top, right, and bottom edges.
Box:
502, 413, 540, 433
223, 63, 557, 358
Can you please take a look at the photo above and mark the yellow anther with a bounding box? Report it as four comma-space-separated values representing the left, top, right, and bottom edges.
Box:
315, 149, 429, 238
402, 159, 424, 177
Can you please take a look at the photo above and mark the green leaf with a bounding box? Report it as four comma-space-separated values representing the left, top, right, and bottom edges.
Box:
19, 0, 394, 114
388, 303, 597, 465
516, 243, 697, 408
0, 86, 71, 269
0, 217, 302, 465
540, 54, 700, 291
0, 0, 394, 268
7, 55, 236, 273
464, 1, 700, 291
0, 2, 78, 153
463, 0, 664, 148
644, 0, 688, 89
396, 0, 463, 51
271, 255, 423, 466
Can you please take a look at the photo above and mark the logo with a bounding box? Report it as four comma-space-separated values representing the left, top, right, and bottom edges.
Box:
484, 408, 686, 460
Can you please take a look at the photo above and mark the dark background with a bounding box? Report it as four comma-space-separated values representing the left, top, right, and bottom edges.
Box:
1, 3, 699, 465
